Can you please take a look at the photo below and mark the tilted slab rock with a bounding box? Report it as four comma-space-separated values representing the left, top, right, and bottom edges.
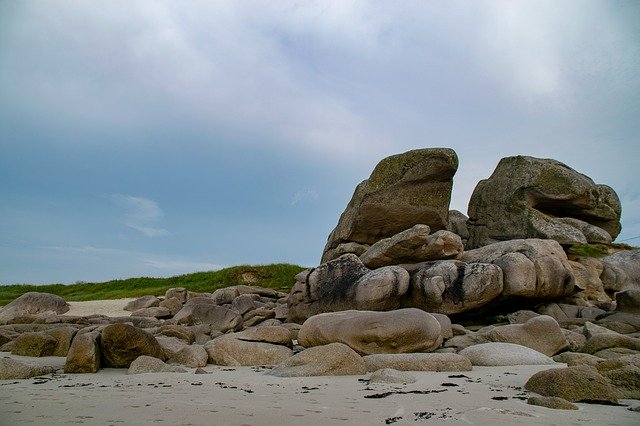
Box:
0, 357, 56, 380
124, 295, 160, 312
287, 254, 409, 323
402, 260, 503, 315
64, 331, 101, 373
322, 148, 458, 263
467, 156, 621, 248
298, 308, 442, 356
268, 343, 366, 377
458, 239, 575, 299
204, 335, 293, 366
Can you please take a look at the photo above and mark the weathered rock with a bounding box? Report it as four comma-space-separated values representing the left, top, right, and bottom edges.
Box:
569, 258, 610, 304
601, 251, 640, 290
322, 148, 458, 263
233, 326, 292, 347
155, 325, 195, 343
524, 365, 618, 404
485, 315, 568, 356
363, 353, 472, 372
553, 352, 602, 367
403, 260, 503, 314
563, 329, 588, 352
268, 343, 366, 377
459, 239, 575, 299
598, 312, 640, 334
527, 396, 578, 410
131, 307, 172, 319
64, 331, 101, 373
156, 336, 189, 359
600, 365, 640, 399
172, 304, 242, 332
369, 368, 417, 384
169, 344, 208, 368
11, 332, 57, 357
459, 342, 555, 366
580, 333, 640, 355
231, 294, 258, 316
101, 323, 164, 368
165, 287, 188, 303
447, 210, 469, 244
124, 295, 160, 311
128, 355, 187, 374
616, 289, 640, 315
46, 326, 78, 356
359, 225, 463, 268
0, 357, 56, 379
298, 309, 441, 356
466, 156, 621, 248
539, 303, 606, 323
0, 292, 69, 322
158, 297, 183, 316
287, 255, 409, 323
443, 331, 491, 351
204, 336, 293, 366
507, 310, 539, 324
430, 313, 453, 339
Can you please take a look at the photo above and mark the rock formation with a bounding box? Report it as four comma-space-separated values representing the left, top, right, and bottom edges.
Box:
466, 156, 621, 248
322, 148, 458, 263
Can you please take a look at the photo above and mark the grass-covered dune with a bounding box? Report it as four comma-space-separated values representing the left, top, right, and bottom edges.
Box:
0, 264, 306, 307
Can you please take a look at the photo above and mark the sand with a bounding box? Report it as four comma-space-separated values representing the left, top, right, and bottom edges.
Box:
2, 300, 639, 425
64, 298, 137, 317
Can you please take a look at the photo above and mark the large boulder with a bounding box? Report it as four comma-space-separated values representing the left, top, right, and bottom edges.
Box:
459, 342, 556, 366
458, 239, 575, 299
64, 331, 101, 373
11, 332, 57, 357
524, 365, 618, 404
363, 353, 472, 372
172, 304, 243, 332
204, 335, 293, 366
322, 148, 458, 263
402, 260, 503, 314
485, 315, 568, 356
298, 308, 442, 355
287, 254, 409, 323
268, 343, 366, 377
0, 292, 69, 322
601, 251, 640, 291
466, 156, 621, 248
101, 323, 164, 368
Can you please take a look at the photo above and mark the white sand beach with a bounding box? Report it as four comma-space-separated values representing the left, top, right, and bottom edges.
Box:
1, 299, 639, 425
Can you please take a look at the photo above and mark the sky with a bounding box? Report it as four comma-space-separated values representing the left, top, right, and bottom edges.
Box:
1, 1, 639, 285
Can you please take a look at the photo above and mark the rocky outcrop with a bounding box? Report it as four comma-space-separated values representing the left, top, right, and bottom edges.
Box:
298, 309, 442, 355
466, 156, 621, 248
458, 239, 575, 299
0, 292, 69, 322
322, 148, 458, 262
287, 255, 409, 323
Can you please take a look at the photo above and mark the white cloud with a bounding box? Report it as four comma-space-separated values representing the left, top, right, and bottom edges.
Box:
108, 194, 169, 237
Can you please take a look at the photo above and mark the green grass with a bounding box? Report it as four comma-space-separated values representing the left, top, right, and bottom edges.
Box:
567, 242, 638, 258
0, 264, 306, 307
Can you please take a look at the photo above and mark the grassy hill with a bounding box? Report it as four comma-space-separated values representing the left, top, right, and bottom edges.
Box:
0, 263, 306, 306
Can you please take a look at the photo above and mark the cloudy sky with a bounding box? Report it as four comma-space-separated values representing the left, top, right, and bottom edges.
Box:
1, 1, 638, 285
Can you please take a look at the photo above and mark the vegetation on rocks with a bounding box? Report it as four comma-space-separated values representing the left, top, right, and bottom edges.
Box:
567, 243, 638, 258
0, 264, 306, 306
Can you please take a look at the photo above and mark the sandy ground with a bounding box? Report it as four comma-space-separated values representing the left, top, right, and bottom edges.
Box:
63, 298, 137, 317
1, 300, 639, 425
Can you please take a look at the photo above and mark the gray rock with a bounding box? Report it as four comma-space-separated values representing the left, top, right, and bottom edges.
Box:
404, 260, 503, 314
168, 344, 208, 368
466, 156, 621, 248
204, 336, 293, 366
172, 304, 243, 332
158, 297, 183, 316
101, 323, 164, 368
616, 289, 640, 315
298, 309, 442, 356
0, 357, 56, 379
369, 368, 416, 384
124, 295, 160, 312
46, 326, 78, 357
601, 250, 640, 290
0, 292, 69, 322
128, 355, 187, 374
363, 353, 472, 372
131, 307, 172, 319
165, 287, 188, 303
580, 333, 640, 355
233, 326, 292, 347
553, 352, 603, 367
268, 343, 366, 377
459, 342, 555, 366
459, 239, 575, 299
322, 148, 458, 263
447, 209, 469, 243
64, 331, 101, 373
